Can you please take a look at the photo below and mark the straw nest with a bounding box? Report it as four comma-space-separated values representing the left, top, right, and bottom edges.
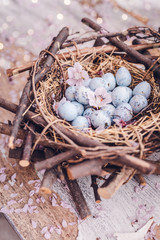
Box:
34, 48, 160, 160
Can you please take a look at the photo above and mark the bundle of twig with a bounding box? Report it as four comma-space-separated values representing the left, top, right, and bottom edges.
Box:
1, 18, 160, 219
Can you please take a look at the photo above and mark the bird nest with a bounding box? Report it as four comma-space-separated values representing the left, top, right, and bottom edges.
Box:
34, 48, 160, 160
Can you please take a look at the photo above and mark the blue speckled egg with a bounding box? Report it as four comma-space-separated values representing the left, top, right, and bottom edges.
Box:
91, 110, 111, 129
133, 81, 151, 99
89, 77, 104, 91
116, 67, 132, 86
72, 101, 84, 116
102, 73, 116, 91
101, 104, 115, 117
83, 108, 95, 118
114, 103, 133, 122
129, 95, 148, 114
65, 86, 76, 101
71, 116, 89, 130
126, 87, 133, 100
112, 86, 130, 107
84, 78, 91, 87
58, 101, 78, 121
75, 86, 92, 105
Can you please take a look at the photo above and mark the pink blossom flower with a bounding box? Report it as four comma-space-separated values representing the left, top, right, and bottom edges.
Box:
66, 62, 89, 86
52, 97, 66, 115
87, 87, 112, 109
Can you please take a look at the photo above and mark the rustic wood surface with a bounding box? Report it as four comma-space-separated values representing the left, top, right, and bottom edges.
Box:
0, 1, 160, 239
0, 154, 78, 240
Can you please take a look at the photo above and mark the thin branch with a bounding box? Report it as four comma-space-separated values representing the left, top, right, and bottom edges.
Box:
6, 42, 160, 77
9, 27, 69, 149
19, 123, 35, 167
98, 166, 135, 199
81, 17, 160, 84
62, 167, 91, 219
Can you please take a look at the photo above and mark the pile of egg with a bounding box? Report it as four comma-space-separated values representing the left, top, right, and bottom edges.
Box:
57, 67, 151, 130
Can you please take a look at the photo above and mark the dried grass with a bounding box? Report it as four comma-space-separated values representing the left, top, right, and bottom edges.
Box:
35, 49, 160, 159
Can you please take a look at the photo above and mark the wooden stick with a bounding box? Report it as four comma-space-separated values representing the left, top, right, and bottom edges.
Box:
81, 18, 160, 83
7, 61, 35, 77
40, 148, 58, 194
110, 159, 160, 175
40, 168, 58, 194
9, 147, 45, 162
19, 123, 35, 167
134, 174, 146, 187
98, 167, 135, 199
0, 122, 27, 140
67, 158, 104, 180
34, 150, 78, 171
62, 167, 91, 219
0, 122, 74, 151
91, 175, 101, 203
9, 27, 69, 149
67, 154, 156, 180
6, 42, 160, 77
117, 155, 156, 175
146, 160, 160, 175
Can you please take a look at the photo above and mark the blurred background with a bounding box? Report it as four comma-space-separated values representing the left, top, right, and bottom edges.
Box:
0, 0, 159, 55
0, 1, 160, 240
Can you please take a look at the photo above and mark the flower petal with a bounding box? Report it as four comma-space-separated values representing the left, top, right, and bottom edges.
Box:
66, 78, 77, 86
31, 220, 37, 229
82, 70, 89, 80
62, 219, 67, 228
68, 67, 74, 79
74, 62, 82, 71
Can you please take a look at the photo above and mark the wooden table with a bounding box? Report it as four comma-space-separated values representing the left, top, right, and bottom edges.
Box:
0, 1, 160, 239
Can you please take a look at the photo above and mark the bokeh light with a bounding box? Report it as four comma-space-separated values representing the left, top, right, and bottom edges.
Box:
96, 17, 103, 24
57, 13, 64, 20
122, 14, 128, 21
0, 43, 4, 50
31, 0, 38, 3
64, 0, 71, 5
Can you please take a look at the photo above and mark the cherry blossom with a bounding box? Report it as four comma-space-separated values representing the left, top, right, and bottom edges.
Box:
66, 62, 89, 86
52, 97, 66, 115
87, 87, 112, 109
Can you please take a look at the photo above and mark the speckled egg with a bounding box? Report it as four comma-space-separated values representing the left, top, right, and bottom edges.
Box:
89, 77, 104, 91
133, 81, 151, 99
91, 110, 111, 129
72, 101, 84, 116
114, 103, 133, 122
129, 95, 148, 114
71, 116, 89, 130
112, 86, 130, 107
58, 101, 77, 121
126, 87, 133, 100
75, 86, 92, 105
83, 108, 95, 118
101, 104, 115, 117
116, 67, 132, 86
65, 86, 76, 101
84, 78, 91, 87
102, 73, 116, 91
